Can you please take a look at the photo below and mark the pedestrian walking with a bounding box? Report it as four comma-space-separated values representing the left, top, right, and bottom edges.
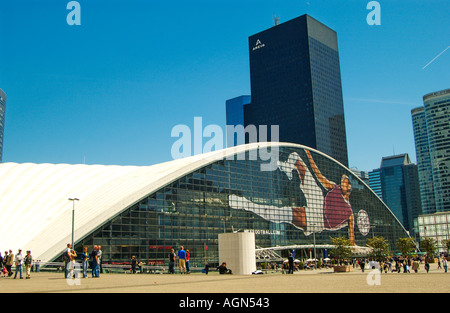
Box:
203, 262, 210, 274
412, 259, 419, 273
186, 249, 191, 274
68, 249, 77, 279
288, 252, 294, 274
0, 251, 5, 277
424, 261, 430, 273
131, 256, 137, 274
168, 248, 175, 274
81, 246, 90, 278
91, 245, 100, 278
24, 250, 32, 279
178, 246, 187, 274
442, 258, 447, 273
98, 245, 103, 274
6, 250, 14, 277
63, 243, 72, 278
14, 249, 23, 279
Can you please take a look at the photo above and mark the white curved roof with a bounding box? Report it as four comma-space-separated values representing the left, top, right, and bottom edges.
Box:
0, 142, 295, 261
0, 142, 407, 261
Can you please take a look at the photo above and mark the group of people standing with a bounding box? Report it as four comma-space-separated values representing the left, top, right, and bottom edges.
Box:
1, 249, 33, 279
354, 256, 448, 273
63, 243, 102, 279
168, 246, 191, 274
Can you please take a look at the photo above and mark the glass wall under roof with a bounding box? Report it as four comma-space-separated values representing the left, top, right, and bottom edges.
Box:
70, 146, 410, 267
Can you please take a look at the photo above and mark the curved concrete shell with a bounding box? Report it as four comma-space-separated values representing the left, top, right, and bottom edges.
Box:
0, 143, 409, 262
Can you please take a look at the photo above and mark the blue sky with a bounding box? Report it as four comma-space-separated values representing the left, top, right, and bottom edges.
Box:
0, 0, 449, 171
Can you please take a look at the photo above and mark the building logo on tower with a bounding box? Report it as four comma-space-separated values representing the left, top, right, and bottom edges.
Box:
252, 39, 265, 51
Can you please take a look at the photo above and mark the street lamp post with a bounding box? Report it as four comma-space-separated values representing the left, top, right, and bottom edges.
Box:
68, 198, 79, 249
310, 223, 318, 269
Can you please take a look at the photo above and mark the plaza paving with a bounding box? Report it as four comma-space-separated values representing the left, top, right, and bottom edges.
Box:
1, 263, 448, 293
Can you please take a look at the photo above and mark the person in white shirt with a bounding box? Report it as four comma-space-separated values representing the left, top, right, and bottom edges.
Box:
14, 249, 23, 279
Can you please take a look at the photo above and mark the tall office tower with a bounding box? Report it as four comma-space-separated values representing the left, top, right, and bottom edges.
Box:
226, 95, 251, 147
376, 154, 421, 234
368, 169, 383, 200
411, 107, 436, 214
0, 88, 6, 163
412, 88, 450, 213
403, 162, 422, 237
243, 14, 349, 166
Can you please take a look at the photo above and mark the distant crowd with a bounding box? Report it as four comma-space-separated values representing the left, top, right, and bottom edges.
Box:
2, 244, 447, 280
63, 243, 103, 279
0, 249, 36, 279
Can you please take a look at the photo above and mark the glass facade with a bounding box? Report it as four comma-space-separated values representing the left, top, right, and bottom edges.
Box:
411, 106, 436, 214
243, 15, 349, 167
412, 89, 450, 214
225, 95, 251, 147
423, 89, 450, 212
417, 212, 450, 253
368, 169, 382, 200
371, 154, 421, 236
379, 155, 411, 231
69, 146, 410, 267
0, 88, 6, 163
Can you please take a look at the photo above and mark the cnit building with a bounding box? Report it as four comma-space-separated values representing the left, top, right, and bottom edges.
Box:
0, 16, 412, 267
0, 143, 410, 265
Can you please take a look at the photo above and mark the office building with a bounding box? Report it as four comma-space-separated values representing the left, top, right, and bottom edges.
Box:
411, 106, 436, 214
226, 95, 251, 146
0, 142, 410, 264
412, 88, 450, 213
371, 154, 421, 235
0, 88, 6, 162
368, 169, 383, 200
417, 211, 450, 254
228, 14, 349, 166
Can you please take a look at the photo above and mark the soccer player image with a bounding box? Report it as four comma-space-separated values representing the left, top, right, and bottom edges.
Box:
229, 149, 357, 245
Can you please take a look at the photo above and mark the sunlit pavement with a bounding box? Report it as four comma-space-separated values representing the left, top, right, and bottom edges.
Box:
1, 263, 448, 293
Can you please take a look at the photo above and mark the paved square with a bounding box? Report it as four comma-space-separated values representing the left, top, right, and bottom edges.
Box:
1, 263, 448, 293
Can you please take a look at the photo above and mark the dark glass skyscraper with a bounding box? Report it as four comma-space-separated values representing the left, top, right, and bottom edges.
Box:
0, 88, 6, 163
372, 154, 422, 235
242, 14, 349, 166
226, 95, 251, 147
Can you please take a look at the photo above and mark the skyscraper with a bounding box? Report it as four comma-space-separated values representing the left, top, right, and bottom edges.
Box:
411, 106, 436, 214
226, 95, 251, 147
0, 88, 6, 163
241, 14, 349, 166
412, 88, 450, 213
373, 154, 421, 234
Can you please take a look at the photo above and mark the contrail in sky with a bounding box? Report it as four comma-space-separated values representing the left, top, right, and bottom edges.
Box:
422, 45, 450, 69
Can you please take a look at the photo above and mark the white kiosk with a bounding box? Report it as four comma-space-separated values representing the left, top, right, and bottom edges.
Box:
218, 232, 257, 275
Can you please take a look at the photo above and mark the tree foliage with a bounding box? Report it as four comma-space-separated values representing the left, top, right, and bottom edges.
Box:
367, 236, 390, 261
396, 237, 416, 256
330, 236, 352, 263
420, 237, 437, 257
